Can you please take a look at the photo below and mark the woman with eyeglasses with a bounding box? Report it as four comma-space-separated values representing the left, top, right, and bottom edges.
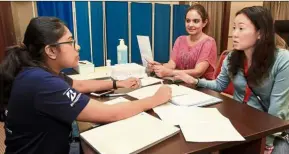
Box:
0, 16, 172, 154
174, 6, 289, 154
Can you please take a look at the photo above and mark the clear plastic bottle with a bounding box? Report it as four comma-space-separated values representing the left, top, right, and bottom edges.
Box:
117, 39, 128, 64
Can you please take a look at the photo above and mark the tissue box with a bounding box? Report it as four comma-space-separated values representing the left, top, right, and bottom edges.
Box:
111, 63, 147, 80
74, 60, 95, 74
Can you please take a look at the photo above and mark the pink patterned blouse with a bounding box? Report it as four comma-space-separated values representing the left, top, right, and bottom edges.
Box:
171, 35, 217, 80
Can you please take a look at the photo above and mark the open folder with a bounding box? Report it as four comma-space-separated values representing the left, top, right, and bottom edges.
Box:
80, 112, 180, 154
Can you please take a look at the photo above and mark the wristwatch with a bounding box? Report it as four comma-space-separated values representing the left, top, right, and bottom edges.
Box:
112, 79, 117, 89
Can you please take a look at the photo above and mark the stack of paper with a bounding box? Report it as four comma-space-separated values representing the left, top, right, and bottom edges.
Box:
127, 84, 222, 107
111, 63, 148, 80
80, 112, 180, 154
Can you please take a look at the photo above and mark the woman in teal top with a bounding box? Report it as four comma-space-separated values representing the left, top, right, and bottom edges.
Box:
174, 6, 289, 154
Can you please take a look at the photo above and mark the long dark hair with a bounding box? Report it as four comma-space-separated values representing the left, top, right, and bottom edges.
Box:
185, 3, 209, 33
228, 6, 275, 86
0, 17, 66, 120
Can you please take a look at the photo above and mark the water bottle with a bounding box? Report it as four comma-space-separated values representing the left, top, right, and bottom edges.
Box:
117, 39, 128, 64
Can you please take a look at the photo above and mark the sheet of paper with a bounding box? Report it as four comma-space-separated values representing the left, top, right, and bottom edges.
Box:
180, 119, 245, 142
182, 107, 227, 122
137, 35, 153, 67
171, 94, 222, 107
169, 85, 222, 107
80, 112, 180, 154
154, 104, 227, 125
153, 103, 194, 125
140, 77, 163, 87
127, 84, 189, 99
127, 84, 220, 107
103, 97, 131, 105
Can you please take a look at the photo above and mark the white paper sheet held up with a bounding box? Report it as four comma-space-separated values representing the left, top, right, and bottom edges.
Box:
137, 35, 153, 67
180, 119, 245, 142
80, 112, 180, 154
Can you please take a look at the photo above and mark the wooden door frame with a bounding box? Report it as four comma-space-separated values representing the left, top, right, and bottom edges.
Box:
220, 2, 231, 53
0, 2, 16, 62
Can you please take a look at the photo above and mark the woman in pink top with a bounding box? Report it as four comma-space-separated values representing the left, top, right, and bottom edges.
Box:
148, 4, 217, 80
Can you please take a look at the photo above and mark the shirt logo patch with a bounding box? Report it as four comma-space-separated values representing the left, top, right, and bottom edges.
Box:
64, 88, 81, 107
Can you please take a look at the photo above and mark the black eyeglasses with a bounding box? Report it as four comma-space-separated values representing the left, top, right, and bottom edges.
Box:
49, 40, 76, 50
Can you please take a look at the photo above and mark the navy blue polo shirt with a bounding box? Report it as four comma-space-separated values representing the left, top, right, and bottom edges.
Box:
4, 67, 90, 154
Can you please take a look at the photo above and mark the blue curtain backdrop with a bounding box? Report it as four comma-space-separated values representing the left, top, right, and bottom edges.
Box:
173, 4, 189, 43
154, 3, 170, 63
106, 2, 128, 65
37, 2, 191, 69
90, 2, 104, 66
131, 2, 152, 64
75, 2, 92, 62
37, 1, 74, 32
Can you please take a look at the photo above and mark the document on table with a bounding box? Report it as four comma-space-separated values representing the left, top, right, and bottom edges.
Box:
127, 84, 188, 99
140, 77, 163, 87
153, 104, 226, 126
180, 119, 245, 142
137, 35, 153, 67
170, 85, 222, 107
128, 84, 222, 107
80, 112, 180, 154
153, 103, 192, 126
153, 104, 245, 142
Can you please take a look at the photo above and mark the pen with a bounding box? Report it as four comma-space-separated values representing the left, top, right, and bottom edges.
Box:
79, 61, 86, 64
173, 94, 187, 98
104, 93, 126, 97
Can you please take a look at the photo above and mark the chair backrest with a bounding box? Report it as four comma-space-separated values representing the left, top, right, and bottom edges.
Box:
214, 50, 234, 95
